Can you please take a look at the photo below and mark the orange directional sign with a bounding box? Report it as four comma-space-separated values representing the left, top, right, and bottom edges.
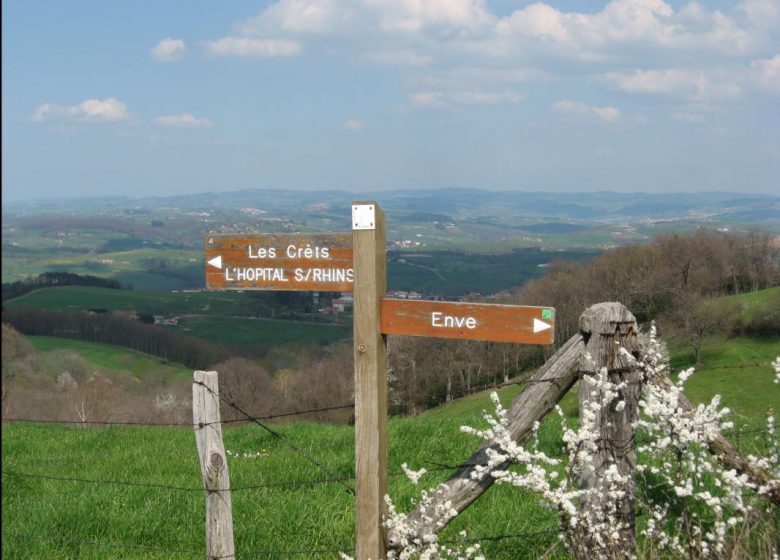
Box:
205, 233, 353, 291
380, 298, 555, 344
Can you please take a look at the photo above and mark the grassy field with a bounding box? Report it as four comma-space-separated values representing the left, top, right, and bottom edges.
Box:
387, 248, 594, 297
3, 338, 778, 559
4, 286, 265, 317
669, 335, 780, 432
175, 315, 351, 347
2, 246, 203, 289
27, 336, 192, 381
0, 390, 566, 560
4, 286, 351, 348
4, 286, 778, 558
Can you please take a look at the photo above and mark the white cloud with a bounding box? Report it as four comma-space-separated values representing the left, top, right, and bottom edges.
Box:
493, 0, 762, 59
602, 69, 742, 102
228, 0, 772, 64
552, 100, 624, 122
237, 0, 496, 38
151, 38, 186, 62
409, 89, 522, 109
671, 111, 706, 123
752, 54, 780, 92
34, 98, 130, 123
341, 119, 364, 131
206, 0, 776, 110
205, 37, 301, 57
155, 113, 214, 128
364, 50, 433, 67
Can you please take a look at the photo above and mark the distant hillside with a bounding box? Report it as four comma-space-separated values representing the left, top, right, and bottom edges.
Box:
6, 188, 779, 226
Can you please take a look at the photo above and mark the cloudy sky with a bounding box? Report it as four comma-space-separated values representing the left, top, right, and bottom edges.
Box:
2, 0, 779, 201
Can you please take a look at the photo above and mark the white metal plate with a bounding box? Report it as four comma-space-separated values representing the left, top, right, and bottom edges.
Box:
352, 204, 376, 230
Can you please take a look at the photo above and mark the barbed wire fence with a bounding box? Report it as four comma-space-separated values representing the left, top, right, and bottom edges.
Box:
3, 359, 777, 558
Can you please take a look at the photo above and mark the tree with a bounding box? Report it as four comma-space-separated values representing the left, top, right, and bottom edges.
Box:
663, 292, 728, 367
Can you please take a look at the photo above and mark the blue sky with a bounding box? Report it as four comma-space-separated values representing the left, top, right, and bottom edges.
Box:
2, 0, 779, 201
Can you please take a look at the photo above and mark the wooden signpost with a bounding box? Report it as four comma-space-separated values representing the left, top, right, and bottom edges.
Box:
351, 203, 388, 560
205, 202, 555, 560
205, 233, 353, 292
380, 298, 554, 345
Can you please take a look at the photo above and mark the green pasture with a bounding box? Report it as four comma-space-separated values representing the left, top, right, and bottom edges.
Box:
175, 315, 351, 347
387, 248, 593, 297
0, 394, 569, 560
27, 336, 192, 381
669, 335, 780, 431
4, 354, 778, 559
4, 286, 265, 317
2, 227, 117, 252
712, 285, 780, 321
2, 247, 202, 290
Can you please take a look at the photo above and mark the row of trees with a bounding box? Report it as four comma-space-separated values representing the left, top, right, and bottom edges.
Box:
503, 228, 779, 343
2, 324, 192, 423
2, 308, 227, 370
386, 228, 779, 413
2, 271, 122, 301
3, 227, 776, 422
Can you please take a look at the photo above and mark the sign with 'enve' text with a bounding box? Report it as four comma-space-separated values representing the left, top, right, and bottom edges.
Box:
380, 298, 555, 345
205, 233, 353, 291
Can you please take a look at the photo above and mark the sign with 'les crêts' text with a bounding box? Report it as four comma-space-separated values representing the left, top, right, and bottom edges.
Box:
204, 233, 353, 292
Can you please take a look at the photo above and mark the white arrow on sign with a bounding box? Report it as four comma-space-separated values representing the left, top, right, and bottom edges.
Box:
533, 318, 552, 333
207, 255, 223, 270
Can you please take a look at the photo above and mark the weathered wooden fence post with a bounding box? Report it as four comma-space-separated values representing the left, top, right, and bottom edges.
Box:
352, 201, 388, 560
193, 370, 235, 560
576, 302, 641, 560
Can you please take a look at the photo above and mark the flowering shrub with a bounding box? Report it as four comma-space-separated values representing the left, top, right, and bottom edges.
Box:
379, 327, 779, 559
629, 328, 779, 558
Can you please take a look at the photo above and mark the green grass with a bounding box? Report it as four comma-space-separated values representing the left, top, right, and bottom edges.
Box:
714, 286, 780, 313
4, 287, 779, 559
5, 330, 777, 559
1, 415, 565, 559
669, 335, 780, 431
27, 336, 192, 381
175, 315, 351, 347
7, 346, 775, 560
4, 286, 266, 317
2, 246, 202, 290
387, 249, 594, 297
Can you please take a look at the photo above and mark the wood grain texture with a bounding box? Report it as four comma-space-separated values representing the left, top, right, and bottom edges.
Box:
576, 302, 641, 560
204, 233, 353, 291
193, 371, 235, 560
381, 298, 555, 344
352, 202, 388, 560
386, 333, 585, 548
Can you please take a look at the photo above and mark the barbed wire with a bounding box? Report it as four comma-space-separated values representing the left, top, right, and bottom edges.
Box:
4, 359, 773, 428
5, 527, 566, 558
1, 403, 355, 428
446, 358, 777, 401
194, 380, 356, 496
1, 459, 495, 494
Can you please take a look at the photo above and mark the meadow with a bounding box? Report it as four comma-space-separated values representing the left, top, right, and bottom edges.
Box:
28, 336, 193, 382
175, 316, 351, 347
3, 335, 778, 559
4, 286, 266, 317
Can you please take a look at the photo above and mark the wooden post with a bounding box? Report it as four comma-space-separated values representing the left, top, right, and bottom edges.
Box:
193, 371, 235, 560
352, 201, 388, 560
576, 302, 641, 560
